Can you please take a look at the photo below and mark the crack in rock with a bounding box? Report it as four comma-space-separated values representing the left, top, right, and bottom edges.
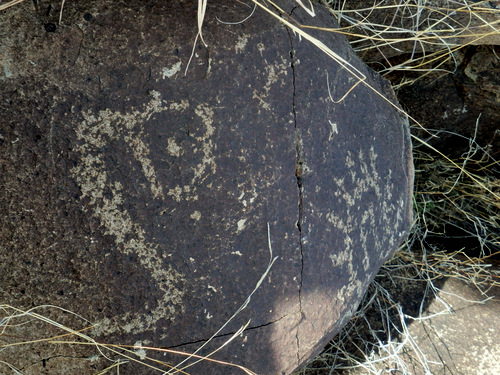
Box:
286, 16, 305, 365
166, 313, 294, 349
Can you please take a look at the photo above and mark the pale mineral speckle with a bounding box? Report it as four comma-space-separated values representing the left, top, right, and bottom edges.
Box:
190, 210, 202, 221
257, 42, 265, 56
167, 186, 182, 202
252, 58, 289, 111
169, 100, 190, 111
167, 137, 182, 157
208, 285, 217, 293
162, 61, 182, 78
235, 34, 249, 53
237, 218, 247, 232
345, 151, 355, 169
231, 250, 243, 256
328, 120, 338, 141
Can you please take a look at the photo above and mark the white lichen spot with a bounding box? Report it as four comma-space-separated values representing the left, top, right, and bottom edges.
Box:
162, 61, 182, 78
133, 341, 147, 360
3, 58, 14, 78
190, 210, 201, 221
231, 250, 243, 256
86, 355, 100, 362
328, 120, 338, 141
235, 34, 249, 53
207, 285, 217, 293
237, 218, 247, 232
167, 137, 182, 157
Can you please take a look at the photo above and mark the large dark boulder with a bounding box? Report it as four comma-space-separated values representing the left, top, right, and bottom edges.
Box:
0, 1, 413, 374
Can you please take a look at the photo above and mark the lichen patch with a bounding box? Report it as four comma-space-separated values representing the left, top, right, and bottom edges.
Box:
161, 61, 182, 78
167, 137, 182, 157
190, 210, 202, 221
235, 34, 249, 53
252, 57, 289, 111
70, 94, 187, 333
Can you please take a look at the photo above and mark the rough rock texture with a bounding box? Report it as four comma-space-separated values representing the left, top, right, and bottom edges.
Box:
397, 45, 500, 156
402, 276, 500, 375
0, 1, 413, 374
342, 274, 500, 375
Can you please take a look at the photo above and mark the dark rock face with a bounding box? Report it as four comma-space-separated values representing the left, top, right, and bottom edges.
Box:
397, 45, 500, 156
0, 1, 413, 374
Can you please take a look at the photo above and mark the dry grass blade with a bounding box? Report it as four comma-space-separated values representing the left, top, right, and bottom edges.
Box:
0, 303, 258, 375
412, 125, 500, 258
0, 0, 26, 11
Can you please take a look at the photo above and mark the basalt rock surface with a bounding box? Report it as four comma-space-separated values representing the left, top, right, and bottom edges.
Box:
0, 1, 413, 374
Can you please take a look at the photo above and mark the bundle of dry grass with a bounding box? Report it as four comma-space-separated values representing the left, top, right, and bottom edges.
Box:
325, 0, 500, 86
